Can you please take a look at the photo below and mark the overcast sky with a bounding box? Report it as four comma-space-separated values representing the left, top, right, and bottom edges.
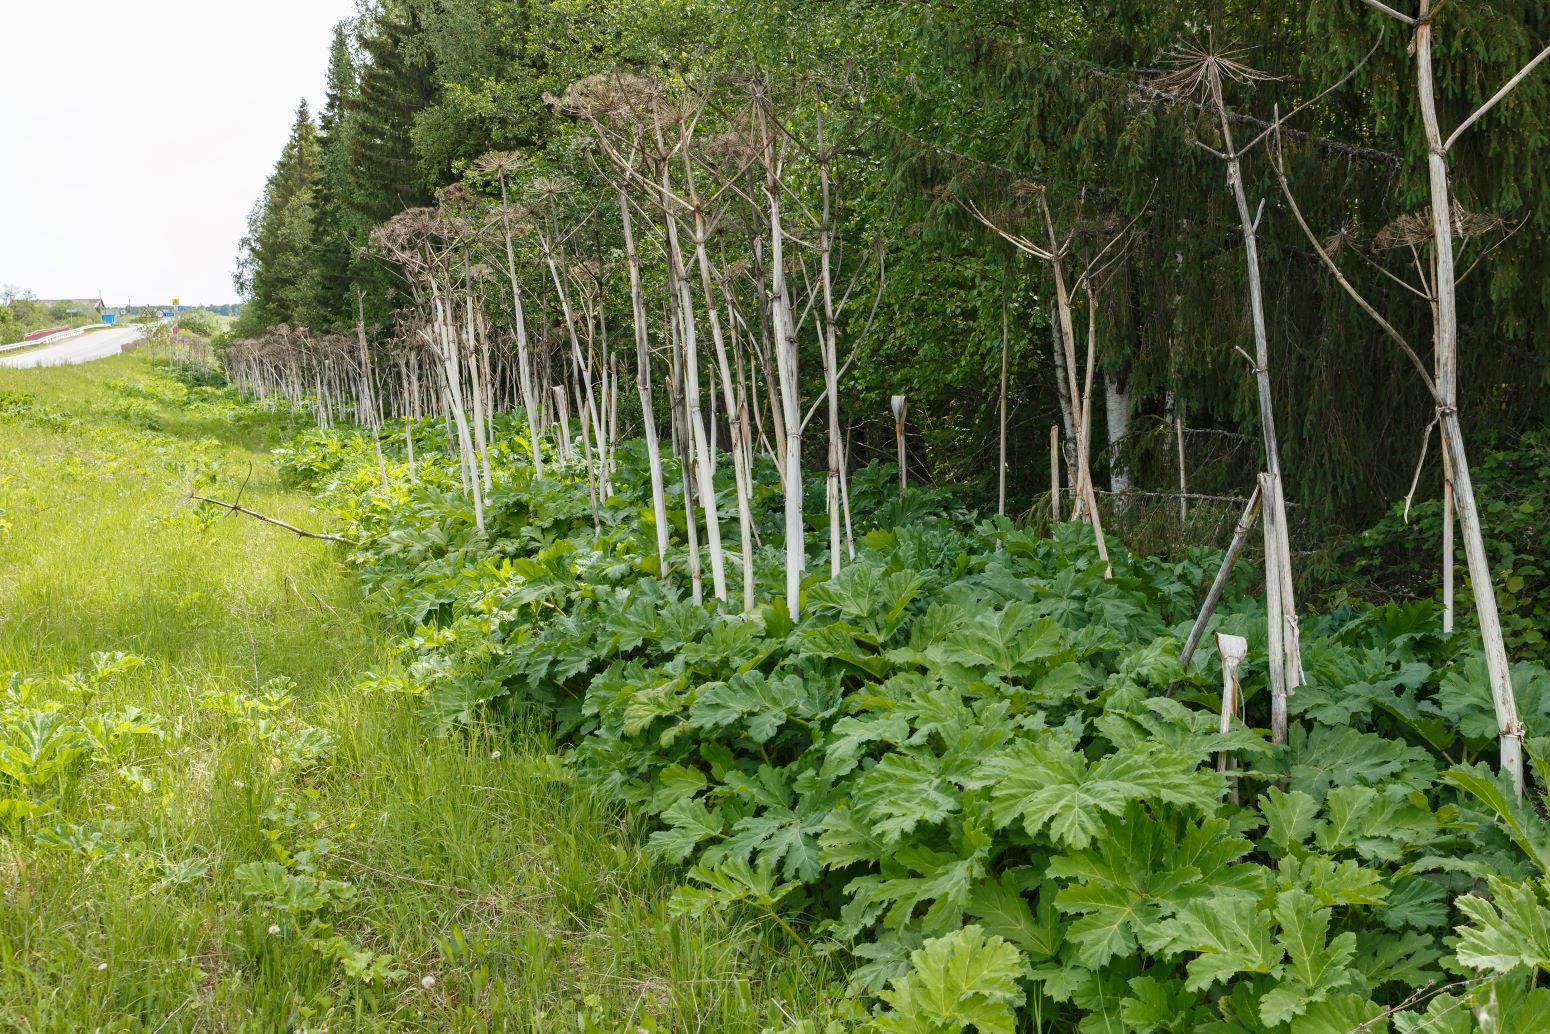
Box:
0, 0, 359, 306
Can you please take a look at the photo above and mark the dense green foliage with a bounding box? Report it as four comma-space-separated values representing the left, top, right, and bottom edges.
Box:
173, 307, 225, 339
1342, 431, 1549, 654
235, 0, 1549, 531
276, 413, 1550, 1031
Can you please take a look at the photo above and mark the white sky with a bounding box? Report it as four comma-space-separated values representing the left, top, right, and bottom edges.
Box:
0, 0, 359, 307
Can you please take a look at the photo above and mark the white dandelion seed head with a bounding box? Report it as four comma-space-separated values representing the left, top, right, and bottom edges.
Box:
420, 974, 437, 989
97, 962, 108, 971
268, 924, 281, 935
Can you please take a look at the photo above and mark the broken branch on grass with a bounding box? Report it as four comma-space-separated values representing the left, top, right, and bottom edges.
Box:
334, 853, 479, 896
189, 493, 356, 546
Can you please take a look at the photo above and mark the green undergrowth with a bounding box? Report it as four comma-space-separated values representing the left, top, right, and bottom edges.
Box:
1337, 430, 1549, 655
281, 408, 1550, 1034
0, 355, 835, 1032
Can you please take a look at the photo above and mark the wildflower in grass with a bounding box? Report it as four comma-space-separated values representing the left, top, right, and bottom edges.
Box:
420, 974, 436, 989
268, 924, 281, 935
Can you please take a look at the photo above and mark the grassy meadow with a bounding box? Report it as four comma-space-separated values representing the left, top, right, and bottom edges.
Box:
0, 353, 834, 1032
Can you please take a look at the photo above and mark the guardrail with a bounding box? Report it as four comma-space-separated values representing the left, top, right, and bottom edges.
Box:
0, 323, 113, 356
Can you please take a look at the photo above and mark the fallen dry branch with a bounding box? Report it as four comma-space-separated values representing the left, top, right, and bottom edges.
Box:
189, 493, 357, 546
333, 853, 478, 896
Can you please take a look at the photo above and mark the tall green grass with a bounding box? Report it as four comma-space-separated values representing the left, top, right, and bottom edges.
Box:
0, 355, 836, 1032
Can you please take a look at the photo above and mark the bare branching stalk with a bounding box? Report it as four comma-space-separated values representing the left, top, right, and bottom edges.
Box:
1163, 43, 1302, 696
753, 83, 807, 618
962, 189, 1122, 573
1412, 0, 1525, 791
1270, 3, 1538, 794
477, 154, 548, 482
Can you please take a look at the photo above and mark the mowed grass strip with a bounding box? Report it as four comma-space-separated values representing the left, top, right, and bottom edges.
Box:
0, 354, 835, 1033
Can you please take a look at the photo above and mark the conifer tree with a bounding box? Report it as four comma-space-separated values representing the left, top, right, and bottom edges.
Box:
235, 101, 321, 332
310, 23, 361, 331
348, 5, 437, 225
340, 5, 441, 328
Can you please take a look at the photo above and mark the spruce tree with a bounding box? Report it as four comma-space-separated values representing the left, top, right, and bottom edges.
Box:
310, 23, 361, 330
342, 5, 441, 327
348, 5, 437, 224
235, 101, 321, 333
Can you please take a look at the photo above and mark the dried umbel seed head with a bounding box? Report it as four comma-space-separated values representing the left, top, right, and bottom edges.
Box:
433, 213, 474, 242
703, 127, 761, 167
435, 182, 475, 210
470, 150, 526, 178
527, 175, 573, 203
401, 207, 442, 235
1074, 210, 1124, 240
1449, 202, 1504, 241
372, 207, 438, 254
1372, 203, 1503, 251
368, 223, 402, 254
1372, 211, 1434, 251
561, 72, 660, 118
1150, 39, 1279, 103
654, 91, 703, 126
495, 203, 536, 233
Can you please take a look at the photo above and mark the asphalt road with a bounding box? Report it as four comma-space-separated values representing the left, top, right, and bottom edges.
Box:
0, 324, 148, 369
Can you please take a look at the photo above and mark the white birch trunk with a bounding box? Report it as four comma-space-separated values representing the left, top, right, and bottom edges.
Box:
1104, 370, 1132, 496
